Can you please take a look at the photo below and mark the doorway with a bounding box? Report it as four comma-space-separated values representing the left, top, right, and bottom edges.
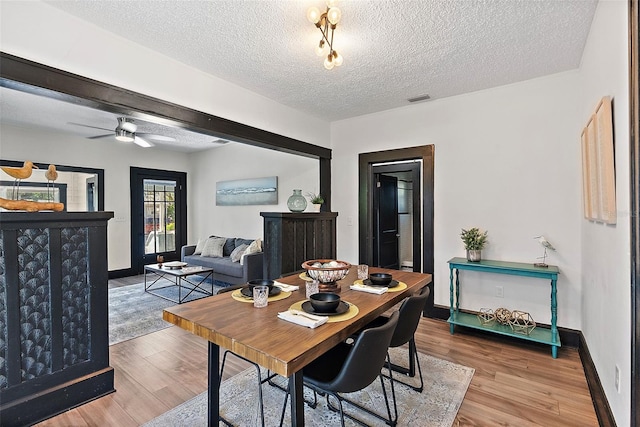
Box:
130, 167, 187, 274
372, 162, 421, 272
359, 145, 434, 315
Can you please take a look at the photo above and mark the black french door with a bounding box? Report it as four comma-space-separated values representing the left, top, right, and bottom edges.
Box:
130, 167, 187, 274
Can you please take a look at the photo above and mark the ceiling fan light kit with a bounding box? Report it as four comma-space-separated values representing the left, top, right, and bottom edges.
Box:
307, 0, 343, 70
115, 127, 134, 142
69, 116, 174, 148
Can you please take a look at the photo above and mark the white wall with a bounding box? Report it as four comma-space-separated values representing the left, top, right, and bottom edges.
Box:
0, 124, 191, 271
188, 142, 319, 242
0, 0, 331, 270
0, 1, 330, 148
578, 1, 630, 425
332, 71, 583, 330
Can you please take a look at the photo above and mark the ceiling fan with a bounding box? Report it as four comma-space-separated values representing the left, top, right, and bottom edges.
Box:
69, 117, 176, 148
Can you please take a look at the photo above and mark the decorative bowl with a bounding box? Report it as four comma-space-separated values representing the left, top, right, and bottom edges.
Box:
247, 279, 275, 292
301, 259, 351, 284
309, 292, 341, 313
368, 273, 392, 287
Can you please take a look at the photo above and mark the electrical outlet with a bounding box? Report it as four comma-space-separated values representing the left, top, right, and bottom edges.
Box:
495, 285, 504, 298
615, 365, 621, 392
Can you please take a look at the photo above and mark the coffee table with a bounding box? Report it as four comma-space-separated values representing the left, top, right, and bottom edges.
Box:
144, 263, 214, 304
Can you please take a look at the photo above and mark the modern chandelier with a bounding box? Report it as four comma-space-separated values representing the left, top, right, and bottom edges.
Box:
307, 0, 343, 70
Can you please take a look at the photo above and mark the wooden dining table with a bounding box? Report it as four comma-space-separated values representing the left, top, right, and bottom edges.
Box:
162, 267, 432, 426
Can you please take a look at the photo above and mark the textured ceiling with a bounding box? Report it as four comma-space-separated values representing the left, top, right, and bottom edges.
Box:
44, 0, 598, 122
2, 0, 598, 152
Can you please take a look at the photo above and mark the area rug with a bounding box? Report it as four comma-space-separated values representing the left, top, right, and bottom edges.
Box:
142, 347, 474, 427
109, 280, 223, 345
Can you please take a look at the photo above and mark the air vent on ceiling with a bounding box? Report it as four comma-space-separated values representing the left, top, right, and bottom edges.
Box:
407, 94, 431, 103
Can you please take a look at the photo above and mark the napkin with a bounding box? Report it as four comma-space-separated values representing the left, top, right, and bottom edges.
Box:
277, 310, 327, 328
350, 283, 388, 294
274, 281, 299, 292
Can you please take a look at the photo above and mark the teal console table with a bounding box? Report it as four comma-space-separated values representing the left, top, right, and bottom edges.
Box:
448, 257, 561, 358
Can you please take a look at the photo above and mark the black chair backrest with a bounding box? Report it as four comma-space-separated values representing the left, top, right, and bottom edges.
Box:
329, 310, 400, 393
389, 285, 431, 348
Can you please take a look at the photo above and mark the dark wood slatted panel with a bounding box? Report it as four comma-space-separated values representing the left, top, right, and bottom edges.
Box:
261, 212, 338, 280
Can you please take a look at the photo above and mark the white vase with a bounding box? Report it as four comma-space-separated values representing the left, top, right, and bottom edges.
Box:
311, 203, 322, 212
466, 250, 482, 262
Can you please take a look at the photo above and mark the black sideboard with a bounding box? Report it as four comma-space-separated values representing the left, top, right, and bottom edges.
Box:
0, 211, 114, 426
261, 211, 338, 279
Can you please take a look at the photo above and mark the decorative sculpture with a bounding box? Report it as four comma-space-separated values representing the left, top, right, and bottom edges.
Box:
494, 307, 512, 325
1, 161, 38, 199
45, 164, 58, 200
477, 308, 496, 325
533, 235, 556, 267
509, 310, 536, 335
0, 161, 64, 211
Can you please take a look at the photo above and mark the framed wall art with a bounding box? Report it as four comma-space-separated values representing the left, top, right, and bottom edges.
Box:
581, 96, 616, 224
216, 176, 278, 206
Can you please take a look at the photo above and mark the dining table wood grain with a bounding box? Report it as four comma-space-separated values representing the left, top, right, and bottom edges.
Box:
163, 267, 432, 426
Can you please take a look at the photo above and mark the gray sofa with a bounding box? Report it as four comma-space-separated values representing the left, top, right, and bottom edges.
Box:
181, 237, 263, 285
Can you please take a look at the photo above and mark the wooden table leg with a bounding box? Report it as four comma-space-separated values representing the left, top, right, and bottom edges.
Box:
289, 371, 304, 426
208, 342, 220, 427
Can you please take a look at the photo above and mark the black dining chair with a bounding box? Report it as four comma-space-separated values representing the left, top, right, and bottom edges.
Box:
216, 284, 275, 427
279, 310, 400, 427
366, 285, 431, 392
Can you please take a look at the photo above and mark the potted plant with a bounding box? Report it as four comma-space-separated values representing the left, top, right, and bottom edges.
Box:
306, 192, 324, 212
460, 227, 488, 262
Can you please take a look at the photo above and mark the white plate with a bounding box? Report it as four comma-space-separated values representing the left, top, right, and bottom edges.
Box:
163, 261, 187, 268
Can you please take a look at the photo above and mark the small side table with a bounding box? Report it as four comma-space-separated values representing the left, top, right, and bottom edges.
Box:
144, 264, 214, 304
447, 257, 561, 358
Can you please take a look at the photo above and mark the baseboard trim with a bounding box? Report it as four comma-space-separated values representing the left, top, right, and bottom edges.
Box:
428, 305, 615, 426
109, 268, 136, 279
1, 367, 115, 427
579, 332, 617, 427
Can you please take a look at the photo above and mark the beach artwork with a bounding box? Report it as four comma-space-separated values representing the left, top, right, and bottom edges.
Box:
216, 176, 278, 206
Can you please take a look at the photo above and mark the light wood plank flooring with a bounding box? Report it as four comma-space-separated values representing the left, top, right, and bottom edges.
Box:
35, 278, 598, 426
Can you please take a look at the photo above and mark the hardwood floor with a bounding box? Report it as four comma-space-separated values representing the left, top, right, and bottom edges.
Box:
35, 312, 598, 426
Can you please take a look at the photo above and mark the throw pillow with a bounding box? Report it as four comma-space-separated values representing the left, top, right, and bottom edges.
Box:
193, 237, 208, 255
240, 239, 262, 265
230, 244, 249, 263
223, 238, 236, 257
235, 237, 254, 249
201, 237, 226, 258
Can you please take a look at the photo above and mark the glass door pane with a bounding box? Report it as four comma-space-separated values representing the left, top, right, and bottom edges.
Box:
143, 179, 177, 255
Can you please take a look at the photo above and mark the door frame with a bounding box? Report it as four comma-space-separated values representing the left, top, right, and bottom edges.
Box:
629, 1, 639, 424
130, 167, 187, 274
359, 145, 435, 314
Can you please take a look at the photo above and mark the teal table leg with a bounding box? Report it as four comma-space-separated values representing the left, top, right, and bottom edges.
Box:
449, 266, 455, 334
449, 266, 457, 335
455, 269, 460, 312
550, 278, 558, 358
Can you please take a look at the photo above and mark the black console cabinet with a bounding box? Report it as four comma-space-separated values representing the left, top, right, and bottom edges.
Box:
0, 211, 114, 426
261, 212, 338, 279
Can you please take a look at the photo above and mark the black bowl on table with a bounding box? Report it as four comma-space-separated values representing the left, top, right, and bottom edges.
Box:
368, 273, 393, 287
309, 292, 341, 313
247, 279, 275, 292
